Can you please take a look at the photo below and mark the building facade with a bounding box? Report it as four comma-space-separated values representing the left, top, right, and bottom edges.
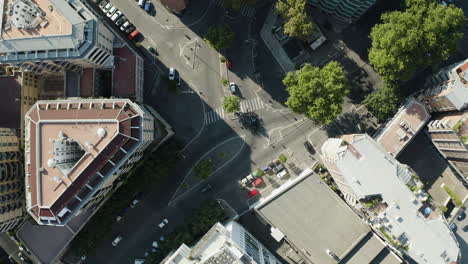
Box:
162, 221, 282, 264
24, 98, 155, 226
308, 0, 377, 23
321, 134, 461, 264
0, 0, 115, 73
421, 59, 468, 113
0, 128, 25, 232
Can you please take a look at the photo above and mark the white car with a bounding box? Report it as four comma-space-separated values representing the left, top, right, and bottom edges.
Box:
102, 3, 112, 12
158, 218, 169, 228
112, 235, 123, 246
106, 6, 117, 17
130, 199, 139, 208
229, 82, 236, 94
277, 169, 288, 179
168, 68, 175, 80
98, 1, 108, 10
111, 10, 122, 21
152, 241, 158, 251
120, 21, 131, 31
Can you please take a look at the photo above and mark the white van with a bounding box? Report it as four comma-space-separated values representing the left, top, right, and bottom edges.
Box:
138, 0, 144, 7
111, 11, 121, 21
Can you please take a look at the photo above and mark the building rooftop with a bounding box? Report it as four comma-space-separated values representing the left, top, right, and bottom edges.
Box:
324, 134, 460, 264
25, 99, 144, 225
375, 99, 430, 156
254, 169, 402, 264
113, 47, 136, 99
0, 0, 96, 63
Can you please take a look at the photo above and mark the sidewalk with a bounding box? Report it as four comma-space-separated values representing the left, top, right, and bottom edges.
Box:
259, 7, 295, 73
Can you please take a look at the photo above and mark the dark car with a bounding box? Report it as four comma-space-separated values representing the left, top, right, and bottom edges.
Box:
457, 210, 466, 221
125, 25, 136, 34
144, 0, 151, 12
463, 225, 468, 232
148, 47, 157, 55
226, 59, 232, 70
304, 141, 315, 155
450, 223, 457, 231
201, 184, 212, 193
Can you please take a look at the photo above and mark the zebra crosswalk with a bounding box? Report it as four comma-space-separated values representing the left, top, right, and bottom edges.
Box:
204, 97, 265, 126
212, 0, 256, 18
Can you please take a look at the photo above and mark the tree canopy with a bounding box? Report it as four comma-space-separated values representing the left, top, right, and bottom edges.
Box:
204, 24, 235, 51
369, 0, 465, 81
276, 0, 314, 41
363, 83, 402, 121
284, 61, 349, 125
222, 96, 241, 113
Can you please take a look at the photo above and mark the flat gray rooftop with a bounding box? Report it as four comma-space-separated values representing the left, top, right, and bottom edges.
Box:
256, 173, 382, 264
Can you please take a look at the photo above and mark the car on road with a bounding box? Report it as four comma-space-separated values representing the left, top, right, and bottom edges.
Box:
101, 3, 112, 12
201, 184, 212, 193
130, 199, 139, 208
158, 218, 169, 228
116, 16, 127, 26
144, 0, 152, 12
168, 68, 176, 80
106, 6, 117, 17
135, 259, 145, 264
226, 59, 232, 70
457, 210, 466, 221
159, 235, 165, 241
304, 141, 315, 155
148, 47, 157, 55
247, 189, 259, 198
450, 223, 457, 231
112, 235, 123, 246
125, 25, 136, 34
229, 82, 236, 94
151, 241, 158, 251
110, 10, 122, 21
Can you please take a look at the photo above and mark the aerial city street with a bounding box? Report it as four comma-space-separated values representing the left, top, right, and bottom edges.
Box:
0, 0, 467, 263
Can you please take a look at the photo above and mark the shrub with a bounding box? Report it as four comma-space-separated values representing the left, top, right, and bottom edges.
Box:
194, 159, 213, 180
220, 56, 226, 63
221, 79, 228, 86
278, 154, 287, 163
443, 185, 464, 208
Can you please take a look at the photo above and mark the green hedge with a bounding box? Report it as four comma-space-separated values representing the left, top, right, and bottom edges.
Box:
443, 185, 464, 208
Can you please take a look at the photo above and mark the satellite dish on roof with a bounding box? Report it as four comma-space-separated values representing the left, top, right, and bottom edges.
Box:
97, 128, 106, 138
47, 158, 55, 168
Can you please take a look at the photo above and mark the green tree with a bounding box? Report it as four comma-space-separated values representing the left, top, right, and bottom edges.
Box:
225, 0, 241, 10
194, 159, 213, 180
369, 0, 465, 81
283, 61, 349, 125
222, 96, 241, 113
276, 0, 314, 41
204, 25, 235, 51
363, 83, 402, 121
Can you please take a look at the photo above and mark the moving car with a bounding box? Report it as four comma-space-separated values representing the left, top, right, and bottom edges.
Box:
304, 141, 315, 155
158, 218, 169, 228
130, 199, 139, 208
106, 6, 117, 17
135, 259, 145, 264
151, 241, 158, 251
168, 68, 176, 80
110, 10, 122, 22
229, 82, 236, 94
112, 235, 123, 246
200, 184, 212, 193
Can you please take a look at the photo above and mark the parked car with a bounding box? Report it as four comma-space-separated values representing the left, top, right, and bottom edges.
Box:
457, 210, 466, 221
98, 0, 108, 10
151, 241, 158, 251
144, 0, 152, 12
130, 199, 139, 208
277, 169, 288, 179
134, 259, 145, 264
201, 184, 212, 193
138, 0, 145, 7
463, 224, 468, 232
128, 30, 140, 40
272, 164, 285, 174
115, 16, 127, 26
158, 218, 169, 228
304, 141, 315, 155
125, 25, 136, 34
112, 235, 123, 246
247, 189, 259, 198
229, 82, 237, 94
106, 6, 117, 17
102, 3, 112, 12
168, 68, 176, 80
450, 223, 457, 231
120, 21, 131, 31
111, 10, 122, 21
148, 47, 157, 55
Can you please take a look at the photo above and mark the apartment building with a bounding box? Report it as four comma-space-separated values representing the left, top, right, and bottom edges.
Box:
321, 134, 460, 264
421, 59, 468, 113
0, 0, 114, 73
24, 98, 155, 226
162, 221, 282, 264
308, 0, 377, 23
426, 111, 468, 183
0, 128, 25, 232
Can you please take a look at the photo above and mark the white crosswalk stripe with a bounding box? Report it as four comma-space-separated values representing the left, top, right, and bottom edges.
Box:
205, 107, 225, 125
240, 97, 264, 112
212, 0, 256, 18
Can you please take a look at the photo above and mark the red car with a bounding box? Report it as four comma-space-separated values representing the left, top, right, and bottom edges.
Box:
247, 189, 259, 198
251, 178, 263, 187
226, 59, 232, 70
128, 30, 140, 40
